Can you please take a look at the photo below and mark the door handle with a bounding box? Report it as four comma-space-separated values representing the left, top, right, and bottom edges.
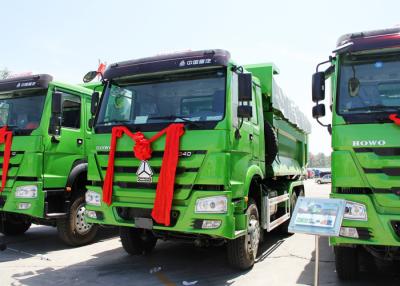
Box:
249, 134, 254, 141
77, 139, 83, 145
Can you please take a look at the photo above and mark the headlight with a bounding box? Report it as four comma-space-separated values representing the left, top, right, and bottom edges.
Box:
195, 196, 227, 213
340, 227, 359, 238
344, 201, 367, 221
15, 185, 37, 198
85, 190, 101, 206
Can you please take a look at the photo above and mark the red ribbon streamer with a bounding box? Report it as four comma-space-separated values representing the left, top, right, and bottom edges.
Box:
389, 114, 400, 125
0, 126, 12, 192
102, 123, 185, 226
97, 63, 106, 77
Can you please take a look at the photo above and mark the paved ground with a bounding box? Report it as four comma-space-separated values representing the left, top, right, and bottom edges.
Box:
1, 180, 400, 286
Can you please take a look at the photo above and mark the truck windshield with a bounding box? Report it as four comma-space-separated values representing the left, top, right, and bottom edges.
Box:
0, 91, 46, 134
338, 53, 400, 115
96, 70, 226, 129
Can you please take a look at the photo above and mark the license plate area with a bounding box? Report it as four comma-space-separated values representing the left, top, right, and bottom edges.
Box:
135, 217, 153, 229
116, 207, 180, 227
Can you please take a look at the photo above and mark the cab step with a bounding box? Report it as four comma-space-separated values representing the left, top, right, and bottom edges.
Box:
46, 213, 67, 218
262, 193, 290, 231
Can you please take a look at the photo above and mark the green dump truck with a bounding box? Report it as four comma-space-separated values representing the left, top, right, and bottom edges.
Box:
0, 74, 99, 246
84, 50, 310, 269
312, 28, 400, 279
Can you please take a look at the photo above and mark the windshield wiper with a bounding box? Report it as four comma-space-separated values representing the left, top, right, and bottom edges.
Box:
97, 119, 132, 125
346, 105, 400, 112
148, 115, 203, 128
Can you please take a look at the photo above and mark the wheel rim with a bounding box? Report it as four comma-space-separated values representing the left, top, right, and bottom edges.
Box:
74, 203, 92, 235
246, 214, 260, 259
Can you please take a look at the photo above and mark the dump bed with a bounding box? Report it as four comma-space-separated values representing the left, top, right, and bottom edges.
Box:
245, 64, 311, 177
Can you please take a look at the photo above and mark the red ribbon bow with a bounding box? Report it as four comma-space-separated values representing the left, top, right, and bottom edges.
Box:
0, 126, 13, 192
132, 132, 152, 161
102, 123, 185, 226
389, 114, 400, 125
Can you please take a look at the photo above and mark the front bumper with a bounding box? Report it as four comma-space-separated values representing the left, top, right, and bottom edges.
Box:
330, 193, 400, 247
85, 190, 246, 239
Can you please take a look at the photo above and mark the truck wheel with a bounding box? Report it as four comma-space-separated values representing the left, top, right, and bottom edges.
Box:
120, 227, 157, 255
57, 195, 98, 246
334, 246, 359, 280
227, 200, 260, 270
0, 213, 31, 236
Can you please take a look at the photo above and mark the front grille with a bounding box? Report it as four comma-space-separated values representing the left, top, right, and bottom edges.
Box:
192, 184, 224, 191
94, 149, 208, 192
337, 187, 400, 195
0, 151, 24, 157
354, 147, 400, 156
337, 187, 373, 194
374, 188, 400, 195
391, 221, 400, 238
116, 207, 180, 227
90, 181, 224, 192
363, 167, 400, 176
0, 163, 19, 168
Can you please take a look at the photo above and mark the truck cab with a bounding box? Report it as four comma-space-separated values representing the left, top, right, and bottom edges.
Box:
312, 27, 400, 280
84, 50, 310, 268
0, 74, 99, 246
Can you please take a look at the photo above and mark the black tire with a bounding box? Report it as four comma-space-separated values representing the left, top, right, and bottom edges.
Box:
120, 227, 157, 255
57, 195, 98, 246
279, 189, 304, 234
0, 213, 31, 236
227, 199, 261, 270
334, 246, 359, 280
317, 180, 321, 184
265, 121, 278, 165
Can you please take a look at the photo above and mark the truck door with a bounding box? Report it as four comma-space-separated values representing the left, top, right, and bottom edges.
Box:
44, 90, 85, 189
231, 74, 261, 165
231, 73, 252, 159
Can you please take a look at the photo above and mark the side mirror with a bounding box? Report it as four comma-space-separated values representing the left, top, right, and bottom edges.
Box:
83, 71, 98, 83
52, 91, 62, 114
238, 73, 252, 101
238, 105, 252, 118
312, 72, 325, 102
49, 91, 62, 136
312, 104, 326, 119
91, 92, 100, 116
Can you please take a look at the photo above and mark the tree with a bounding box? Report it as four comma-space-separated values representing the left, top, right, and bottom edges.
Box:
308, 152, 331, 168
0, 68, 10, 79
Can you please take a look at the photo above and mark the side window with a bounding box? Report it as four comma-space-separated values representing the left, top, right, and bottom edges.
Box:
231, 73, 258, 125
250, 85, 259, 125
61, 93, 81, 129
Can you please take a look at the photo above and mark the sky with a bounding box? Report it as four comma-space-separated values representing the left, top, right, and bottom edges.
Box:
1, 0, 399, 154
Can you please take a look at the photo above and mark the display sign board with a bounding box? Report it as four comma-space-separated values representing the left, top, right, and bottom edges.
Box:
288, 197, 346, 237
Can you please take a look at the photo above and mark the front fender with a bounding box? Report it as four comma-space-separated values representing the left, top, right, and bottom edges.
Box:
243, 164, 264, 197
66, 162, 88, 188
